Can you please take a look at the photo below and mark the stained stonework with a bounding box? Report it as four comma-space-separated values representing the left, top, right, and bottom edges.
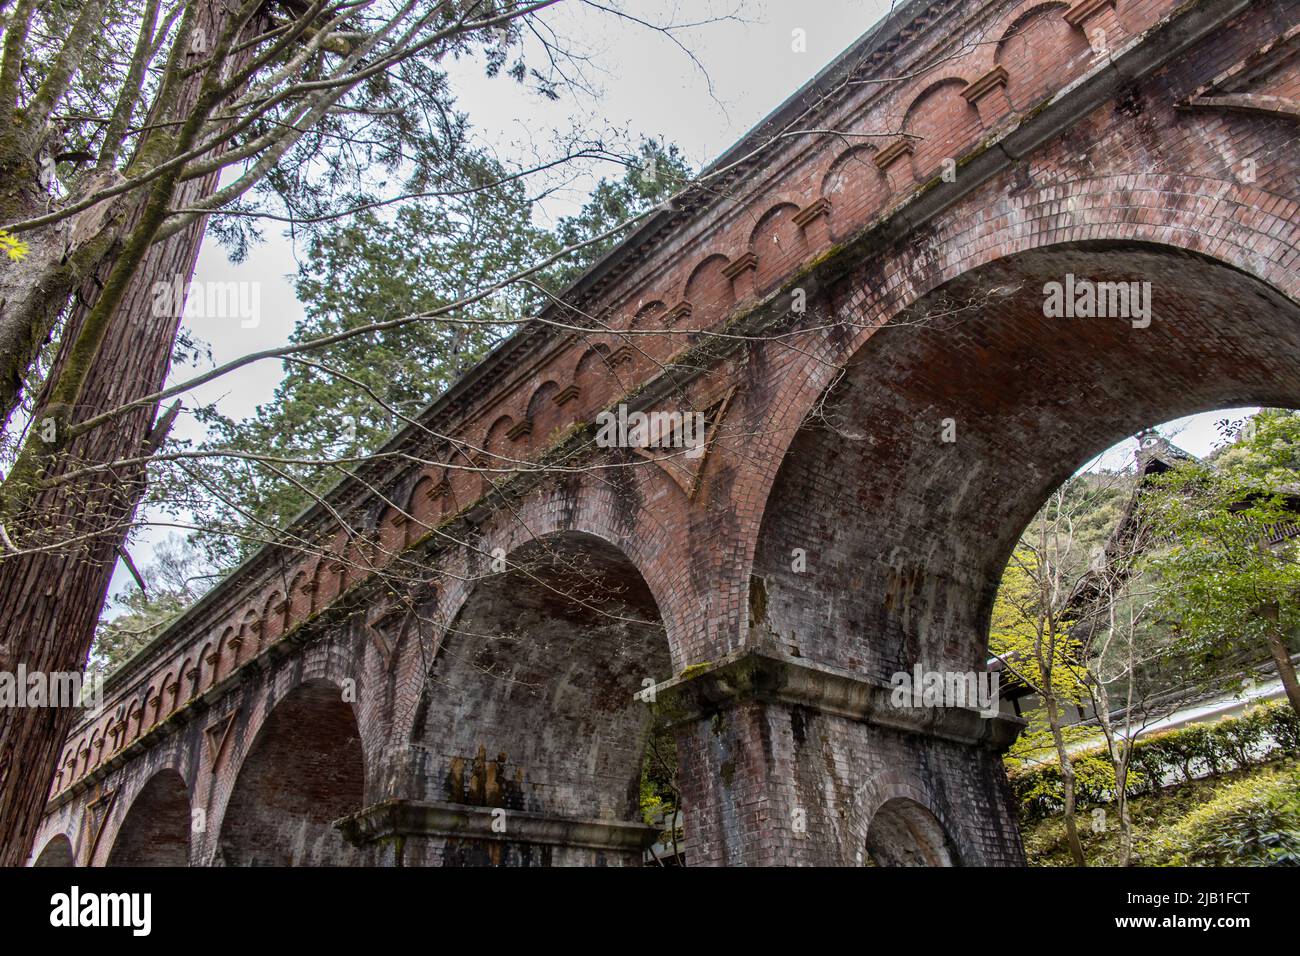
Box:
32, 0, 1300, 867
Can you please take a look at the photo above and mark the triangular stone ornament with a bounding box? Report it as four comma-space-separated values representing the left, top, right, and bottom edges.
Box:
367, 601, 411, 666
83, 785, 116, 865
204, 709, 238, 768
633, 386, 736, 499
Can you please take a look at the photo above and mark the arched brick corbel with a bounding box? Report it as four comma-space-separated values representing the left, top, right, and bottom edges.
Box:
553, 383, 580, 407
792, 197, 832, 247
1064, 0, 1122, 54
505, 418, 533, 441
962, 65, 1012, 127
722, 252, 758, 300
874, 139, 916, 193
666, 301, 693, 325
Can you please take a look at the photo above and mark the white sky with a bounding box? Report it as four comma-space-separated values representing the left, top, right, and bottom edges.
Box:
109, 0, 1256, 603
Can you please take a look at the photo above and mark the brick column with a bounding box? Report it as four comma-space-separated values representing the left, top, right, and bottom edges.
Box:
658, 650, 1026, 866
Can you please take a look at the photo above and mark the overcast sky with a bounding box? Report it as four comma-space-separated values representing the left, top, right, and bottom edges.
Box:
110, 0, 1254, 602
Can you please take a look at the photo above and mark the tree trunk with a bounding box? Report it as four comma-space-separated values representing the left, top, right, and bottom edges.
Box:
1043, 690, 1087, 866
0, 1, 260, 866
1266, 622, 1300, 717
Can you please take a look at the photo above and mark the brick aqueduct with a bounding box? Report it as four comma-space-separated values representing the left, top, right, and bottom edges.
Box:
29, 0, 1300, 867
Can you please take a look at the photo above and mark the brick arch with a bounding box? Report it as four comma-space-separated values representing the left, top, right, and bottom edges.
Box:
724, 170, 1300, 648
214, 676, 365, 866
390, 468, 696, 745
214, 623, 237, 679
821, 144, 881, 233
681, 253, 735, 324
629, 299, 667, 329
993, 2, 1089, 110
902, 77, 980, 180
407, 473, 443, 534
748, 202, 804, 292
123, 698, 142, 745
844, 775, 971, 866
105, 768, 191, 867
286, 569, 310, 624
748, 237, 1300, 686
525, 380, 561, 441
32, 832, 76, 867
402, 530, 672, 863
263, 589, 289, 649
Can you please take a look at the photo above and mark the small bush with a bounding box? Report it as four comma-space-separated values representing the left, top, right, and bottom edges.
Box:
1008, 701, 1298, 823
1135, 765, 1300, 866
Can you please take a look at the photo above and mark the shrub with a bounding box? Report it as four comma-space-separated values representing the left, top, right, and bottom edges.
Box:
1008, 701, 1298, 823
1136, 765, 1300, 866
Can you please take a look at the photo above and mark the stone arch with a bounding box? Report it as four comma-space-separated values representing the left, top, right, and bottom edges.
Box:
106, 769, 191, 866
405, 530, 671, 865
33, 833, 75, 867
216, 677, 365, 866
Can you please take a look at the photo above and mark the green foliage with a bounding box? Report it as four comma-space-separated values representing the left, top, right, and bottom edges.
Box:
179, 140, 695, 568
1136, 764, 1300, 866
1140, 409, 1300, 685
548, 140, 692, 290
1008, 701, 1297, 823
1020, 758, 1300, 866
89, 537, 215, 676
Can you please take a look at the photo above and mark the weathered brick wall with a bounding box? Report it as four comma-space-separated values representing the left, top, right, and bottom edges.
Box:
30, 0, 1300, 867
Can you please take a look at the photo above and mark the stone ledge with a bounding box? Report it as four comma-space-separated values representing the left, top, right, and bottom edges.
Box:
336, 799, 658, 852
652, 649, 1024, 752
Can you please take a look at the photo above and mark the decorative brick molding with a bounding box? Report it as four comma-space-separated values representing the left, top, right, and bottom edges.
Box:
792, 197, 833, 245
552, 383, 580, 406
873, 139, 916, 192
504, 418, 533, 441
655, 650, 1023, 751
721, 251, 758, 299
336, 799, 658, 854
665, 301, 693, 325
962, 65, 1011, 126
1064, 0, 1115, 29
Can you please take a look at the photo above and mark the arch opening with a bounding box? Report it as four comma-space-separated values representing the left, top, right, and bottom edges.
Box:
411, 531, 672, 865
864, 798, 958, 866
33, 834, 75, 867
107, 769, 191, 866
752, 241, 1300, 679
217, 680, 365, 866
